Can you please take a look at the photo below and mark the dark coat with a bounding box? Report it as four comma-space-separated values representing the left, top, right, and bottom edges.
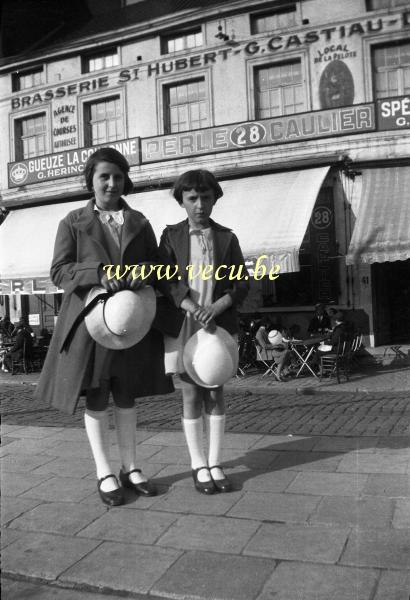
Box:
308, 313, 331, 334
34, 199, 173, 415
8, 327, 33, 359
158, 218, 249, 335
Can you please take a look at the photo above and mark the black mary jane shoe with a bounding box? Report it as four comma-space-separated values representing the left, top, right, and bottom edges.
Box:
119, 468, 157, 497
192, 467, 216, 495
209, 466, 233, 493
97, 474, 124, 506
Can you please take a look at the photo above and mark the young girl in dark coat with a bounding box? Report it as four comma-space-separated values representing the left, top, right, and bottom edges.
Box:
159, 169, 249, 494
35, 148, 173, 506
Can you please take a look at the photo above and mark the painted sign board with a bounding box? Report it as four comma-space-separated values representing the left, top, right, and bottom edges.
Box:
0, 278, 63, 295
141, 103, 375, 163
376, 95, 410, 130
8, 138, 140, 188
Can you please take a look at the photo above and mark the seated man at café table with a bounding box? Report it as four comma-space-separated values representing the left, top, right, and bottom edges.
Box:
0, 315, 15, 338
307, 303, 331, 336
255, 317, 291, 381
2, 320, 34, 372
318, 311, 349, 354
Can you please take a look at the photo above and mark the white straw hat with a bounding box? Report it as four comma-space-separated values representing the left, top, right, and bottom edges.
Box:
84, 286, 156, 349
183, 326, 238, 388
268, 329, 283, 346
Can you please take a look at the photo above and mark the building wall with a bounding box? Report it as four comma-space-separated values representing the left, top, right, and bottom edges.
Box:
1, 0, 409, 342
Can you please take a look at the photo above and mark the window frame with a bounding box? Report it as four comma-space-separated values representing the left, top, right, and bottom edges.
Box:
81, 47, 120, 74
246, 51, 309, 120
371, 41, 410, 99
366, 0, 410, 11
10, 107, 51, 162
160, 26, 204, 55
156, 69, 213, 135
363, 32, 410, 101
12, 66, 45, 92
250, 3, 299, 35
79, 91, 126, 147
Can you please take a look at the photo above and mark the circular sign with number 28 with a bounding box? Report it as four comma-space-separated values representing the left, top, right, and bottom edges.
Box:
230, 122, 266, 147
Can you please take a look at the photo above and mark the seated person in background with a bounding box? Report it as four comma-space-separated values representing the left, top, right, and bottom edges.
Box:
307, 303, 331, 335
2, 322, 34, 372
327, 307, 338, 330
255, 317, 291, 381
0, 316, 15, 338
318, 311, 348, 353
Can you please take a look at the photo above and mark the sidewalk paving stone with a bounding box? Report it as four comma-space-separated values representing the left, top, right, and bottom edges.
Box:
151, 550, 276, 600
310, 436, 379, 453
2, 531, 100, 580
336, 452, 409, 474
156, 514, 260, 554
1, 578, 137, 600
243, 522, 349, 563
363, 473, 410, 497
8, 501, 106, 536
1, 470, 53, 496
32, 456, 95, 478
150, 485, 243, 516
1, 452, 56, 473
251, 434, 317, 452
373, 571, 410, 600
0, 528, 24, 550
340, 528, 410, 570
1, 496, 42, 526
59, 541, 182, 595
227, 491, 321, 523
256, 561, 379, 600
234, 465, 298, 492
392, 499, 410, 529
19, 475, 95, 503
286, 471, 369, 496
77, 508, 178, 544
309, 495, 394, 529
271, 450, 343, 472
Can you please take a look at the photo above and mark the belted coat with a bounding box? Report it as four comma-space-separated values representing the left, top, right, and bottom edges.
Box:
34, 199, 173, 415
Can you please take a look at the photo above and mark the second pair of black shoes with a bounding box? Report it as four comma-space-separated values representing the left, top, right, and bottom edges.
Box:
192, 466, 232, 494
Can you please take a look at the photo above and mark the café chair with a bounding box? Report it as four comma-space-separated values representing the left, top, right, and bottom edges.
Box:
319, 339, 351, 383
254, 341, 280, 380
10, 341, 30, 375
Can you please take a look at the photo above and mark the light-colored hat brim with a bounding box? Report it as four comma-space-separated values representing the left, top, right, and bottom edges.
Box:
183, 326, 238, 388
84, 286, 156, 350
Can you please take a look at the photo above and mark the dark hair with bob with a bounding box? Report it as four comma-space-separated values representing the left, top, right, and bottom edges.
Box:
84, 147, 134, 195
172, 169, 223, 205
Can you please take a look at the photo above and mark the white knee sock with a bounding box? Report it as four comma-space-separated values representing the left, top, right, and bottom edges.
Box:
84, 408, 117, 492
182, 416, 209, 481
114, 406, 146, 484
205, 413, 226, 480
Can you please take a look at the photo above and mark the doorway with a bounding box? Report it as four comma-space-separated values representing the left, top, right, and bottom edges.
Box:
372, 259, 410, 344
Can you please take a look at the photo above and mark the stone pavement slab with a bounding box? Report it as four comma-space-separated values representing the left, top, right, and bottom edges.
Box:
363, 473, 410, 497
2, 531, 100, 580
257, 562, 379, 600
393, 499, 410, 529
340, 528, 410, 570
2, 578, 137, 600
77, 508, 178, 544
243, 522, 349, 563
151, 550, 276, 600
8, 501, 106, 536
59, 541, 181, 595
286, 471, 369, 496
156, 514, 260, 554
373, 571, 410, 600
310, 495, 394, 528
227, 491, 321, 522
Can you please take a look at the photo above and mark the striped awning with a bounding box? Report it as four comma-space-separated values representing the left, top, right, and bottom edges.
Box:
346, 166, 410, 265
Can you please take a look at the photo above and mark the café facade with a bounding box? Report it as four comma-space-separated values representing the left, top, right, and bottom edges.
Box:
0, 0, 409, 346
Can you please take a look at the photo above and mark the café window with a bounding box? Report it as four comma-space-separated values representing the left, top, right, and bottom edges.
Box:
12, 66, 44, 92
14, 113, 47, 160
161, 28, 203, 54
250, 5, 297, 34
254, 60, 305, 118
372, 42, 410, 98
164, 78, 209, 133
82, 48, 119, 73
366, 0, 409, 9
84, 96, 124, 145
